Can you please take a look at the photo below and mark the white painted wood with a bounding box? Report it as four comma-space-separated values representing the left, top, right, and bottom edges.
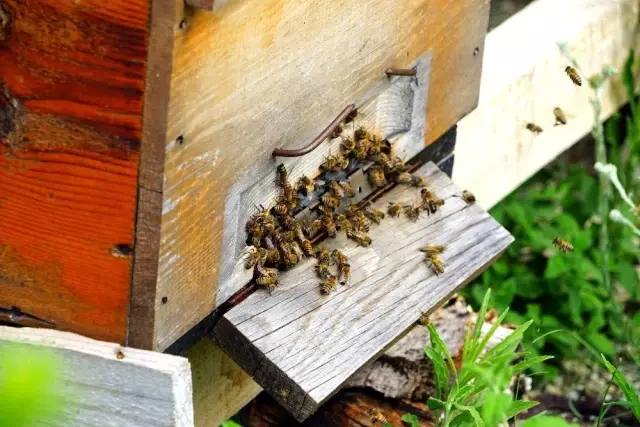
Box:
214, 162, 514, 421
0, 326, 194, 427
454, 0, 640, 209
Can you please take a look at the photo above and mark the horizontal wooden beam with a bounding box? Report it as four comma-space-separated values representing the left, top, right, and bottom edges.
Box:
0, 326, 194, 427
453, 0, 640, 210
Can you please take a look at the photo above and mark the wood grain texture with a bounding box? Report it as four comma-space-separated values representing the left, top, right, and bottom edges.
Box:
0, 0, 149, 343
157, 0, 490, 350
214, 162, 513, 421
454, 0, 640, 210
187, 337, 262, 427
0, 326, 193, 427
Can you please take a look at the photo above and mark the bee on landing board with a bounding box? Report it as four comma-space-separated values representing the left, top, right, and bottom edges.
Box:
411, 175, 427, 188
338, 262, 351, 285
552, 237, 574, 254
404, 203, 421, 222
565, 66, 582, 86
314, 263, 332, 279
368, 166, 387, 188
244, 247, 262, 269
454, 190, 476, 205
320, 275, 338, 295
420, 189, 444, 215
368, 408, 388, 425
387, 201, 402, 218
553, 107, 568, 126
296, 175, 315, 196
329, 181, 345, 199
315, 247, 332, 265
346, 229, 372, 247
331, 249, 348, 265
256, 273, 278, 293
338, 181, 356, 198
330, 124, 343, 139
417, 311, 431, 327
425, 254, 445, 276
362, 204, 385, 224
419, 245, 446, 256
526, 123, 543, 135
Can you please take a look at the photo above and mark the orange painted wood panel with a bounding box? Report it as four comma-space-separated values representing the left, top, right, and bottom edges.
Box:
0, 0, 149, 343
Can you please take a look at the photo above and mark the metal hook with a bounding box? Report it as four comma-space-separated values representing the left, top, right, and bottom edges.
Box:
272, 104, 356, 157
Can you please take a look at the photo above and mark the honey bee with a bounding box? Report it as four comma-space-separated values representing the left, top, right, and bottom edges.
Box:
321, 193, 341, 209
281, 247, 299, 268
552, 237, 574, 254
338, 262, 351, 285
315, 263, 332, 279
330, 124, 343, 139
329, 181, 345, 199
373, 153, 394, 172
368, 166, 387, 188
340, 137, 356, 154
368, 408, 387, 425
346, 229, 372, 247
565, 66, 582, 86
299, 239, 314, 257
367, 135, 388, 156
260, 247, 281, 265
411, 175, 427, 187
404, 203, 421, 221
320, 275, 338, 294
336, 215, 354, 232
421, 189, 444, 215
256, 274, 278, 293
351, 212, 371, 232
276, 163, 290, 187
396, 172, 413, 185
387, 201, 403, 218
425, 255, 445, 275
296, 175, 315, 196
338, 181, 356, 198
245, 248, 262, 269
321, 153, 342, 172
331, 249, 348, 265
553, 107, 568, 126
354, 126, 368, 141
271, 201, 289, 216
417, 311, 431, 326
321, 211, 337, 237
419, 245, 446, 256
344, 108, 358, 124
363, 205, 385, 224
315, 247, 332, 265
526, 123, 543, 135
345, 204, 360, 218
457, 190, 476, 205
303, 219, 323, 238
393, 156, 407, 172
354, 138, 370, 160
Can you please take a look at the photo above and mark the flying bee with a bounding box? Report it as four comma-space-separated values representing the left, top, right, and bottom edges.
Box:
329, 181, 345, 199
411, 175, 427, 187
338, 262, 351, 285
315, 263, 332, 279
368, 166, 387, 188
245, 248, 262, 269
526, 123, 543, 135
303, 219, 323, 238
362, 205, 385, 224
368, 408, 387, 425
425, 255, 445, 275
404, 203, 421, 221
340, 136, 356, 154
419, 245, 446, 256
331, 249, 348, 265
552, 237, 574, 254
455, 190, 476, 205
296, 175, 315, 196
321, 193, 341, 209
553, 107, 568, 126
338, 181, 356, 198
565, 65, 582, 86
417, 312, 431, 326
387, 201, 403, 218
396, 172, 413, 185
315, 247, 332, 265
346, 229, 372, 247
354, 126, 368, 141
256, 274, 278, 293
330, 124, 343, 139
320, 275, 338, 295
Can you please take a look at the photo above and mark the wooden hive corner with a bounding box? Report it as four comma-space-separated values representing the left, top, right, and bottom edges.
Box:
214, 161, 513, 421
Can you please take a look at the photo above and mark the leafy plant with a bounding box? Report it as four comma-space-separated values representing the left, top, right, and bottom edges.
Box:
405, 289, 551, 427
596, 353, 640, 424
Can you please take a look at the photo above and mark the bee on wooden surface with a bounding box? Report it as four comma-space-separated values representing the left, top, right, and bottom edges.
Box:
315, 247, 332, 265
298, 238, 313, 257
247, 225, 264, 247
404, 203, 421, 221
393, 156, 407, 172
321, 193, 341, 209
425, 255, 445, 276
281, 246, 300, 268
260, 247, 281, 265
565, 65, 582, 86
396, 172, 413, 185
387, 201, 403, 218
351, 212, 371, 232
338, 181, 356, 198
345, 204, 360, 218
525, 123, 543, 135
419, 245, 446, 256
363, 205, 385, 224
271, 201, 289, 216
296, 175, 315, 196
338, 262, 351, 285
329, 181, 345, 199
368, 135, 389, 156
373, 153, 394, 173
336, 215, 354, 232
455, 190, 476, 205
303, 219, 323, 238
276, 163, 290, 187
330, 124, 343, 139
552, 237, 574, 254
417, 312, 431, 327
245, 248, 262, 269
346, 229, 372, 247
411, 175, 427, 187
340, 137, 356, 154
315, 263, 332, 279
344, 108, 358, 124
354, 138, 370, 160
320, 275, 338, 295
354, 126, 368, 141
256, 274, 278, 293
368, 408, 387, 425
331, 249, 348, 265
321, 153, 342, 172
421, 189, 444, 215
321, 210, 337, 237
553, 107, 568, 126
368, 166, 387, 188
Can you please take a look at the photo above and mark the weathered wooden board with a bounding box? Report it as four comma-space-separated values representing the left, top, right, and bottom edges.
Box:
214, 162, 513, 421
454, 0, 640, 210
0, 326, 193, 427
157, 0, 491, 351
0, 0, 149, 343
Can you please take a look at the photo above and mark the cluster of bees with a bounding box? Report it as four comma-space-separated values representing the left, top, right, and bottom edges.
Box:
525, 66, 582, 135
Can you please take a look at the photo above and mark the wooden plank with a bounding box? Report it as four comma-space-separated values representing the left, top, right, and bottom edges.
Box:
0, 326, 193, 427
0, 0, 149, 343
186, 0, 215, 11
187, 337, 262, 427
214, 162, 513, 421
453, 0, 640, 210
157, 0, 491, 350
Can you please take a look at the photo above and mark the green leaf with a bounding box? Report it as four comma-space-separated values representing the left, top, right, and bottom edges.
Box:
482, 320, 533, 363
454, 403, 485, 427
383, 423, 394, 427
401, 413, 420, 427
544, 256, 568, 279
428, 324, 456, 377
512, 356, 555, 376
479, 391, 511, 426
505, 400, 539, 419
222, 421, 243, 427
424, 347, 448, 399
427, 397, 447, 411
586, 333, 615, 357
600, 354, 640, 421
622, 49, 637, 114
521, 415, 579, 427
470, 308, 510, 364
617, 261, 638, 297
